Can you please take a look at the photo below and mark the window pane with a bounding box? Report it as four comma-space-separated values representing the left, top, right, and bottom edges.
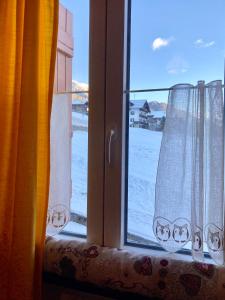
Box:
56, 0, 89, 236
126, 0, 225, 249
129, 0, 225, 91
127, 91, 168, 246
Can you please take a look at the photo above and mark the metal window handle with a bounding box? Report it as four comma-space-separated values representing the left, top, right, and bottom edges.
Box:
108, 129, 115, 165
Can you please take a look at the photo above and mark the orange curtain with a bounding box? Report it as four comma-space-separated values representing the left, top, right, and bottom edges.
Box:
0, 1, 58, 299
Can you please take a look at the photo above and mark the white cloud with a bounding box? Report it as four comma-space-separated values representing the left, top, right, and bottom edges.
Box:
194, 38, 215, 48
205, 41, 215, 47
195, 38, 203, 45
167, 56, 189, 75
152, 37, 174, 51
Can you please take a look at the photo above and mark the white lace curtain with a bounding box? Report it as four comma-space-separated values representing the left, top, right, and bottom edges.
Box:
46, 94, 71, 235
153, 80, 224, 265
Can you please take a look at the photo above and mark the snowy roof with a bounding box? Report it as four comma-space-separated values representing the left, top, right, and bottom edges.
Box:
130, 99, 148, 109
130, 100, 151, 113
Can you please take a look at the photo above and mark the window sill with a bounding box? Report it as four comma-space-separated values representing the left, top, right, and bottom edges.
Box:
44, 236, 225, 299
46, 233, 86, 242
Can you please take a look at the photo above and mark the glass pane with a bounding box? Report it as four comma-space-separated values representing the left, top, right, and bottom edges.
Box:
51, 0, 89, 236
130, 0, 225, 91
126, 0, 225, 249
127, 91, 168, 246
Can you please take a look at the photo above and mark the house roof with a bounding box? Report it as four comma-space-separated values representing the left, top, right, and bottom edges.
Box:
130, 100, 150, 112
72, 99, 88, 105
130, 99, 146, 108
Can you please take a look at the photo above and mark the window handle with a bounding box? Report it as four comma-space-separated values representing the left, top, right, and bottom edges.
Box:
108, 129, 115, 165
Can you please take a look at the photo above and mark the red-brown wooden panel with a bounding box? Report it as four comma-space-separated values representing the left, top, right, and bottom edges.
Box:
58, 30, 73, 57
59, 4, 66, 32
66, 10, 73, 35
53, 51, 58, 92
57, 51, 66, 92
54, 4, 74, 93
66, 57, 72, 92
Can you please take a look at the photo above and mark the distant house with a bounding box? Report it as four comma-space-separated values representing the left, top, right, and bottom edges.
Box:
129, 100, 151, 129
72, 99, 88, 114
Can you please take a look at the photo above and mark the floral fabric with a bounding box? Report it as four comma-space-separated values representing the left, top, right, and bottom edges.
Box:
44, 237, 225, 299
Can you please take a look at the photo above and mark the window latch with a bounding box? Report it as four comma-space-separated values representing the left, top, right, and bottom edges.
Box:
107, 129, 115, 165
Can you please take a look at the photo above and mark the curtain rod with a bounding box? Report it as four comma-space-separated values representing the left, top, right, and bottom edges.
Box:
126, 85, 225, 93
56, 90, 89, 94
55, 84, 225, 95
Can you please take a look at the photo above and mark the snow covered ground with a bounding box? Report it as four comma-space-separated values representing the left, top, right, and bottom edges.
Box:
72, 111, 88, 129
128, 128, 162, 243
71, 114, 88, 216
64, 112, 163, 243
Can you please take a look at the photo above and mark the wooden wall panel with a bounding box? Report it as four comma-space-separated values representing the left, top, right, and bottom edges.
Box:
57, 52, 66, 92
53, 51, 58, 92
59, 4, 66, 31
66, 10, 73, 35
66, 57, 72, 92
54, 3, 74, 93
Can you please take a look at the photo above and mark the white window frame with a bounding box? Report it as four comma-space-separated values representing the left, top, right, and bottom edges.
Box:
87, 0, 129, 248
103, 0, 129, 248
58, 0, 129, 249
87, 0, 107, 245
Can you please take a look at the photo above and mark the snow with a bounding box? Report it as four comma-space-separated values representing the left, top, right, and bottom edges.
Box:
72, 112, 88, 128
71, 131, 88, 216
63, 221, 87, 235
70, 112, 162, 243
128, 128, 162, 243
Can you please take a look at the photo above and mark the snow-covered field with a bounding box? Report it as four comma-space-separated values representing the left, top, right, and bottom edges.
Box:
65, 112, 162, 242
128, 128, 162, 243
71, 113, 88, 216
72, 111, 88, 129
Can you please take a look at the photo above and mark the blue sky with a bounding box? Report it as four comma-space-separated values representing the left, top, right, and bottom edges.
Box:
60, 0, 225, 102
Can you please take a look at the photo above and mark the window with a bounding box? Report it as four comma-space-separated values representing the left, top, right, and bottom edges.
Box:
48, 0, 225, 263
125, 0, 225, 258
48, 0, 109, 244
48, 0, 128, 246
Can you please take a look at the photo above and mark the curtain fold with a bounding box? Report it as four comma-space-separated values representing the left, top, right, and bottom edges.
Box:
153, 80, 224, 265
0, 1, 58, 299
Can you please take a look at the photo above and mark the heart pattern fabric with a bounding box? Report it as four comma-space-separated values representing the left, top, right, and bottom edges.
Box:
133, 256, 152, 276
179, 274, 201, 296
205, 223, 224, 265
153, 217, 191, 252
193, 262, 214, 279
